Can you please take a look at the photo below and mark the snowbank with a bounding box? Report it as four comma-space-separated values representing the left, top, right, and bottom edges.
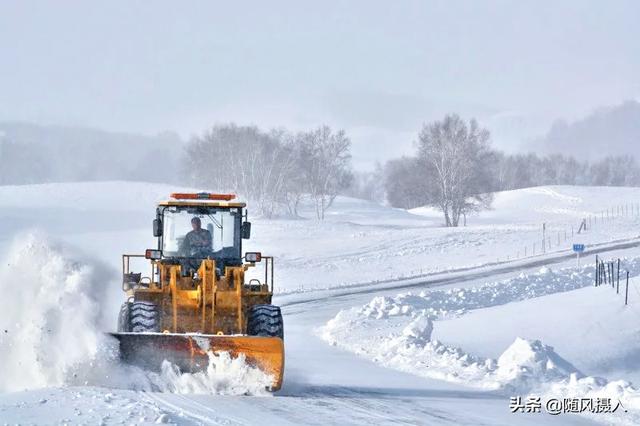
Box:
320, 261, 640, 422
494, 338, 583, 393
353, 261, 640, 322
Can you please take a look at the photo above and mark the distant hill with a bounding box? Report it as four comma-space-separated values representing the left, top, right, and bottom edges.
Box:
537, 100, 640, 161
0, 122, 184, 184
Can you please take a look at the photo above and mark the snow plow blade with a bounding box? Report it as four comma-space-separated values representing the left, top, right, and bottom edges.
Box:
110, 333, 285, 390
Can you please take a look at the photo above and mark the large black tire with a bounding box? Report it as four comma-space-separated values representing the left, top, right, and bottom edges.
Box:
247, 304, 284, 339
119, 301, 161, 333
117, 301, 131, 332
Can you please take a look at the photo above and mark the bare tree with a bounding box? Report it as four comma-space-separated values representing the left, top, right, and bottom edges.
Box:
184, 124, 294, 218
416, 114, 494, 227
384, 157, 430, 209
590, 155, 640, 186
344, 162, 386, 203
296, 126, 353, 219
279, 136, 308, 217
183, 123, 354, 219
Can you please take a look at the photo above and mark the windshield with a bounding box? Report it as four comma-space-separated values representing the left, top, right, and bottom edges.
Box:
161, 206, 241, 259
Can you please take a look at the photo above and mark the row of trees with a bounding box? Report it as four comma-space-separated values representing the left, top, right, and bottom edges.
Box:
183, 124, 352, 219
0, 124, 181, 184
185, 117, 640, 225
492, 153, 640, 190
384, 114, 640, 226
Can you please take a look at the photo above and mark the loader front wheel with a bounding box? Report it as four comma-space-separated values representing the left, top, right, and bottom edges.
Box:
247, 305, 284, 339
127, 301, 161, 333
117, 301, 131, 332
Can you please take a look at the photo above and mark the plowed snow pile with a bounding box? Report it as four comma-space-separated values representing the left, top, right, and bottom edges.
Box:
320, 262, 640, 422
0, 233, 272, 396
153, 353, 273, 395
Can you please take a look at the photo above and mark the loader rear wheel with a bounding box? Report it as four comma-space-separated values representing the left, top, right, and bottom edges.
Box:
247, 305, 284, 339
126, 301, 161, 333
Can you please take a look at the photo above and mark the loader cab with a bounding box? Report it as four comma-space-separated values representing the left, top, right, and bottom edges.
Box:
151, 193, 251, 267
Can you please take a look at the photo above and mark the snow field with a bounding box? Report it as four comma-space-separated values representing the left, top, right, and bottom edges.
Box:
2, 182, 640, 296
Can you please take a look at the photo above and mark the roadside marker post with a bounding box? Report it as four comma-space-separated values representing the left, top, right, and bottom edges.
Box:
573, 244, 585, 267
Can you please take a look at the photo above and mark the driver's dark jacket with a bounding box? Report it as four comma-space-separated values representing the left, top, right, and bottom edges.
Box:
184, 229, 212, 251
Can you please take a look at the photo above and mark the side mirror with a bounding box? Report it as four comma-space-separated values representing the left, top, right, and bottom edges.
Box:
245, 252, 262, 263
153, 218, 162, 237
241, 222, 251, 239
145, 249, 162, 260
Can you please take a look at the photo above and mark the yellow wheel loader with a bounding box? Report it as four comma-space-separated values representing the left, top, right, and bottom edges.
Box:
111, 192, 284, 390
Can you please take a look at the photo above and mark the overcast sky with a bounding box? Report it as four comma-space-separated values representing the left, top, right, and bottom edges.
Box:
1, 1, 638, 169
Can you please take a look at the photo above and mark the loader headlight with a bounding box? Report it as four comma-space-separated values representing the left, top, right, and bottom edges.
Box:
245, 252, 262, 263
145, 249, 162, 260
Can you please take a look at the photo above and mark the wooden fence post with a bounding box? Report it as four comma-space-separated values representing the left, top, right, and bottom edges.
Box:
625, 271, 630, 305
598, 261, 601, 286
611, 262, 615, 288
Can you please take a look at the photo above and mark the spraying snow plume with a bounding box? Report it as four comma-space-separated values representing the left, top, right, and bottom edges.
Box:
150, 353, 274, 395
0, 233, 272, 396
0, 232, 112, 392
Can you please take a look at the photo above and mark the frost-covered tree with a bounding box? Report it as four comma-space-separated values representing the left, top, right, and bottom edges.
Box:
416, 114, 494, 227
384, 157, 430, 209
184, 124, 296, 218
344, 163, 386, 203
487, 153, 640, 190
590, 155, 640, 186
296, 126, 353, 220
183, 123, 354, 219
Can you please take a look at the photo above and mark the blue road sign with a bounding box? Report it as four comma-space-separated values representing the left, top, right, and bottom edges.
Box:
573, 244, 585, 253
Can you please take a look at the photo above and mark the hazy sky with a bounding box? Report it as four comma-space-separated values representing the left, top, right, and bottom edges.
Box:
1, 1, 638, 169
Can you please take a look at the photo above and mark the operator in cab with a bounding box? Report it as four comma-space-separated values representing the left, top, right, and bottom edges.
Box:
184, 217, 212, 256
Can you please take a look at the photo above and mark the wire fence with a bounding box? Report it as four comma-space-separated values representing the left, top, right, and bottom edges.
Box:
398, 203, 640, 280
498, 202, 640, 263
595, 255, 633, 305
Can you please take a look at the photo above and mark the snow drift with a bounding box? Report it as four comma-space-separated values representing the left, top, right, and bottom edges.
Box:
0, 233, 272, 396
321, 262, 640, 419
354, 262, 640, 322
